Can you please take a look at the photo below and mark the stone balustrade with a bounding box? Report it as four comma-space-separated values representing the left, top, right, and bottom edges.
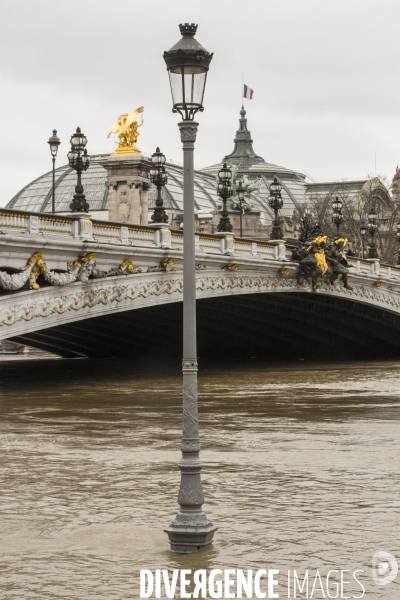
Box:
0, 207, 398, 278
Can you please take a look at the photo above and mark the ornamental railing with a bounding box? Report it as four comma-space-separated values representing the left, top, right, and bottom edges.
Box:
0, 207, 398, 272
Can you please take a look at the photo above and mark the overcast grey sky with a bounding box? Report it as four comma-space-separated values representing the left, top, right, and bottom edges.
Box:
1, 0, 399, 205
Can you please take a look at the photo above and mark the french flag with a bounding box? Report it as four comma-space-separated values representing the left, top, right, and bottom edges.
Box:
243, 84, 254, 100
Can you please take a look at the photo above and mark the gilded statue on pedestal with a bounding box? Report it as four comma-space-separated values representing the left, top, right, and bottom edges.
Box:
107, 106, 144, 155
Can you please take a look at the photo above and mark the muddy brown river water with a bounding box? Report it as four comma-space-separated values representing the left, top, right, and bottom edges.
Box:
0, 358, 399, 599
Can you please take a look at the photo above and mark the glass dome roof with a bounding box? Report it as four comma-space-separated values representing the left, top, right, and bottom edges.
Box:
8, 108, 364, 224
6, 154, 225, 220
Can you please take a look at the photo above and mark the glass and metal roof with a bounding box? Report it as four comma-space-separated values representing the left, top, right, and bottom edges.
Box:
7, 154, 223, 219
7, 159, 109, 214
7, 108, 370, 224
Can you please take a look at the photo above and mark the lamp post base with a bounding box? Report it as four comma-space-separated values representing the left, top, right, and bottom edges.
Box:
217, 216, 232, 232
270, 224, 283, 240
165, 514, 217, 554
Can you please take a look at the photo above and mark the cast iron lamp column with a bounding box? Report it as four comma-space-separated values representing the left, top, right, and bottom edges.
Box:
396, 222, 400, 265
47, 130, 61, 214
332, 196, 343, 237
163, 23, 216, 553
367, 206, 378, 259
149, 147, 168, 223
268, 177, 284, 239
236, 180, 245, 238
360, 222, 367, 259
217, 163, 233, 232
67, 127, 90, 212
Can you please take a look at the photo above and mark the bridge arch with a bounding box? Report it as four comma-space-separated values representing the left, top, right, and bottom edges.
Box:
2, 269, 400, 360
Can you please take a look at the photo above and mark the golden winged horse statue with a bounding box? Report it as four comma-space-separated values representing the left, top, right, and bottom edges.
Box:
107, 106, 144, 155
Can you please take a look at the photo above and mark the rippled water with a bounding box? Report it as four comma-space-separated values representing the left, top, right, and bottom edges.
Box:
0, 358, 399, 599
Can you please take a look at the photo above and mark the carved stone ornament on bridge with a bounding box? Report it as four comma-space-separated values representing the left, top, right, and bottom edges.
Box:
0, 272, 399, 331
147, 257, 176, 272
0, 253, 143, 292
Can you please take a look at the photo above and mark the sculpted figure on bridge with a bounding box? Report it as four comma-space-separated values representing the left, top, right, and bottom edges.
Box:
296, 235, 328, 289
0, 254, 143, 292
294, 236, 352, 291
325, 238, 352, 290
0, 253, 43, 291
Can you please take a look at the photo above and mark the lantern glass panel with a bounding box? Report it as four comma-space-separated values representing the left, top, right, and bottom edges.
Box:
270, 181, 282, 195
71, 133, 87, 150
168, 65, 207, 108
183, 68, 206, 106
218, 167, 231, 181
67, 150, 78, 166
332, 199, 342, 211
81, 154, 90, 169
152, 152, 165, 165
168, 69, 184, 106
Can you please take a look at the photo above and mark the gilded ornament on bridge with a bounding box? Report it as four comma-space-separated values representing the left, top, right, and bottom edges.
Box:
148, 258, 176, 272
0, 253, 145, 292
107, 106, 144, 155
293, 235, 353, 292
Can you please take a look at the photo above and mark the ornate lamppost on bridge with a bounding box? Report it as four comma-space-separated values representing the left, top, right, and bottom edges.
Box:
367, 205, 378, 259
68, 128, 90, 213
216, 163, 233, 232
396, 221, 400, 265
332, 196, 343, 237
163, 23, 216, 553
268, 176, 284, 239
149, 147, 168, 223
47, 130, 61, 214
236, 180, 245, 238
359, 221, 367, 259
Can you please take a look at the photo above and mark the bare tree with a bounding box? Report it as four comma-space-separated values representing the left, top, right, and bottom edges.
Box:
293, 176, 399, 264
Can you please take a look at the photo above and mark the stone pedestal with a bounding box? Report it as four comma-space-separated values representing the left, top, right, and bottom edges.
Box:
100, 154, 151, 225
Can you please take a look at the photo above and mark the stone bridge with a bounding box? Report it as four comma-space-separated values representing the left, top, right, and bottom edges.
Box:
0, 208, 400, 360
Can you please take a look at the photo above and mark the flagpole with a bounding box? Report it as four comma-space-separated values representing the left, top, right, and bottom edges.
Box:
241, 74, 244, 106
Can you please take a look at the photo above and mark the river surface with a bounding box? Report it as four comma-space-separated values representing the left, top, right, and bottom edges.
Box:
0, 357, 399, 599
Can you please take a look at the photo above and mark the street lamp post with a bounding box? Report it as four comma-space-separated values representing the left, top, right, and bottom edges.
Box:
268, 177, 284, 239
149, 147, 168, 223
396, 222, 400, 265
67, 127, 90, 213
236, 180, 245, 238
47, 130, 61, 214
332, 196, 343, 238
163, 23, 216, 554
359, 221, 367, 259
367, 206, 378, 259
217, 163, 233, 232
